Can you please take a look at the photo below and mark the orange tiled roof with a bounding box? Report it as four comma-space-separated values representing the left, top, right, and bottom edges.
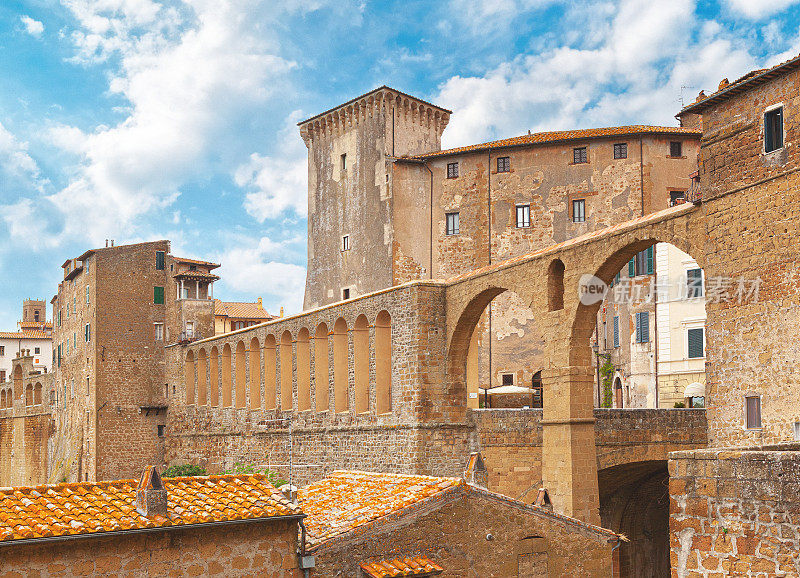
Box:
297, 471, 463, 547
0, 331, 51, 340
173, 270, 220, 281
410, 125, 701, 160
174, 256, 220, 270
361, 556, 444, 578
0, 474, 301, 544
680, 51, 800, 114
214, 300, 274, 320
19, 322, 52, 330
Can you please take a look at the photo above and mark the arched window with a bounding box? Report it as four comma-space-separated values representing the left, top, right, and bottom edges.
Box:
375, 311, 392, 414
297, 329, 311, 411
209, 346, 219, 407
314, 323, 330, 412
249, 337, 261, 409
235, 342, 246, 408
264, 335, 277, 410
185, 350, 195, 405
333, 318, 349, 412
221, 344, 232, 407
197, 349, 208, 406
354, 315, 369, 413
34, 383, 42, 405
548, 259, 565, 311
280, 331, 293, 411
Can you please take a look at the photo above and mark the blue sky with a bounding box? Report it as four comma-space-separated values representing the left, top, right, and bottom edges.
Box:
0, 0, 799, 327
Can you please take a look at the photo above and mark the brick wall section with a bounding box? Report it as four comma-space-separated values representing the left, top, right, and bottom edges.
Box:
0, 519, 301, 577
313, 485, 616, 577
669, 444, 800, 577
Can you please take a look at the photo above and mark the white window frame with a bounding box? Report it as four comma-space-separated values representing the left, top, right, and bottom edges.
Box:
685, 266, 704, 299
445, 212, 460, 235
516, 204, 531, 228
681, 318, 706, 360
154, 323, 164, 341
86, 285, 90, 304
341, 234, 350, 252
572, 199, 586, 223
185, 321, 194, 339
764, 102, 785, 154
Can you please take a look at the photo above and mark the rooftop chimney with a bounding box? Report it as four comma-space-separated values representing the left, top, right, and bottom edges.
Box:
105, 239, 108, 247
279, 483, 298, 503
279, 306, 284, 317
463, 451, 488, 489
257, 297, 263, 310
110, 239, 114, 247
136, 466, 167, 519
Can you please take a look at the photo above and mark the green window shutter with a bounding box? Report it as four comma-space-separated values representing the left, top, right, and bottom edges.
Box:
628, 259, 635, 277
154, 286, 165, 305
613, 316, 619, 348
646, 246, 654, 274
688, 328, 704, 358
156, 251, 165, 270
636, 312, 649, 343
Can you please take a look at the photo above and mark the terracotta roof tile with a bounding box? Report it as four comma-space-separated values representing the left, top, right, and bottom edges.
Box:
361, 556, 444, 578
409, 125, 701, 160
297, 471, 463, 547
0, 474, 301, 544
18, 322, 52, 330
174, 256, 220, 269
0, 331, 51, 340
173, 270, 220, 281
214, 300, 275, 320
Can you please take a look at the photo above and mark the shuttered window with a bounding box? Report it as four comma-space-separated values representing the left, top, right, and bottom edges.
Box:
154, 286, 165, 305
613, 316, 620, 348
764, 107, 784, 153
635, 312, 649, 343
155, 251, 165, 270
630, 247, 654, 277
745, 396, 762, 429
687, 268, 703, 298
84, 323, 91, 343
687, 327, 704, 358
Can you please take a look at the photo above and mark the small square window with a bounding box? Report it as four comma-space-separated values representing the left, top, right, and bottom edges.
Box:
745, 396, 761, 429
501, 373, 514, 386
670, 190, 685, 206
516, 204, 531, 228
764, 107, 784, 153
446, 212, 460, 235
342, 288, 350, 300
573, 147, 588, 164
342, 235, 350, 251
447, 162, 459, 178
670, 141, 682, 157
34, 347, 40, 354
341, 153, 347, 172
572, 199, 586, 223
613, 143, 627, 159
497, 156, 510, 173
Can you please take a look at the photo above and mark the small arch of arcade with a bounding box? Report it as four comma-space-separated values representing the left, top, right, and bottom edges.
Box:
445, 204, 705, 524
182, 307, 394, 417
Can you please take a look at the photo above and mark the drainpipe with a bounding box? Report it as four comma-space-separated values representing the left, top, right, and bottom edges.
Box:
298, 519, 314, 577
423, 161, 434, 279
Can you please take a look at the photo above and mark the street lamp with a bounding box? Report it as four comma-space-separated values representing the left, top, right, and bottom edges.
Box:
592, 341, 601, 407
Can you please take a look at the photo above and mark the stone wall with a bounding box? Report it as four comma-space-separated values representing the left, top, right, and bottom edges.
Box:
669, 444, 800, 577
0, 518, 300, 577
313, 485, 617, 577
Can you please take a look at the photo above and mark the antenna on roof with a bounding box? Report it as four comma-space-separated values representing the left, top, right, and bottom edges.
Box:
679, 85, 695, 107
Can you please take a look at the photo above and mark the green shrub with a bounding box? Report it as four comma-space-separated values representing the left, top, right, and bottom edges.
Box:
162, 464, 206, 478
223, 463, 287, 487
674, 401, 686, 408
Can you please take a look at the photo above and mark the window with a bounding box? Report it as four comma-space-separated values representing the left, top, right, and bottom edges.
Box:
57, 344, 61, 367
670, 141, 682, 157
0, 371, 5, 382
185, 321, 194, 338
155, 251, 165, 270
497, 156, 510, 173
84, 323, 90, 343
573, 147, 588, 164
86, 285, 90, 304
340, 153, 347, 172
635, 312, 650, 343
688, 327, 704, 358
516, 204, 531, 228
341, 235, 350, 251
342, 288, 350, 300
34, 310, 39, 321
157, 424, 165, 437
764, 107, 784, 153
745, 396, 762, 429
154, 286, 165, 305
670, 190, 685, 206
501, 373, 514, 386
687, 268, 703, 298
572, 199, 586, 223
154, 323, 164, 341
613, 316, 620, 348
628, 247, 654, 277
446, 162, 459, 178
73, 297, 76, 314
181, 286, 189, 299
0, 346, 4, 356
34, 347, 39, 354
86, 377, 90, 396
446, 212, 460, 235
613, 143, 627, 159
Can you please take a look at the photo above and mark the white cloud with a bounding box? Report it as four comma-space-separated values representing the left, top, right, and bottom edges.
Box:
21, 0, 303, 245
216, 236, 307, 314
435, 0, 761, 147
20, 15, 44, 38
0, 122, 41, 179
236, 110, 308, 221
724, 0, 800, 19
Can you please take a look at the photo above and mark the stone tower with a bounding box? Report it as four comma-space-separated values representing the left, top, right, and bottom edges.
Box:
22, 299, 46, 324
